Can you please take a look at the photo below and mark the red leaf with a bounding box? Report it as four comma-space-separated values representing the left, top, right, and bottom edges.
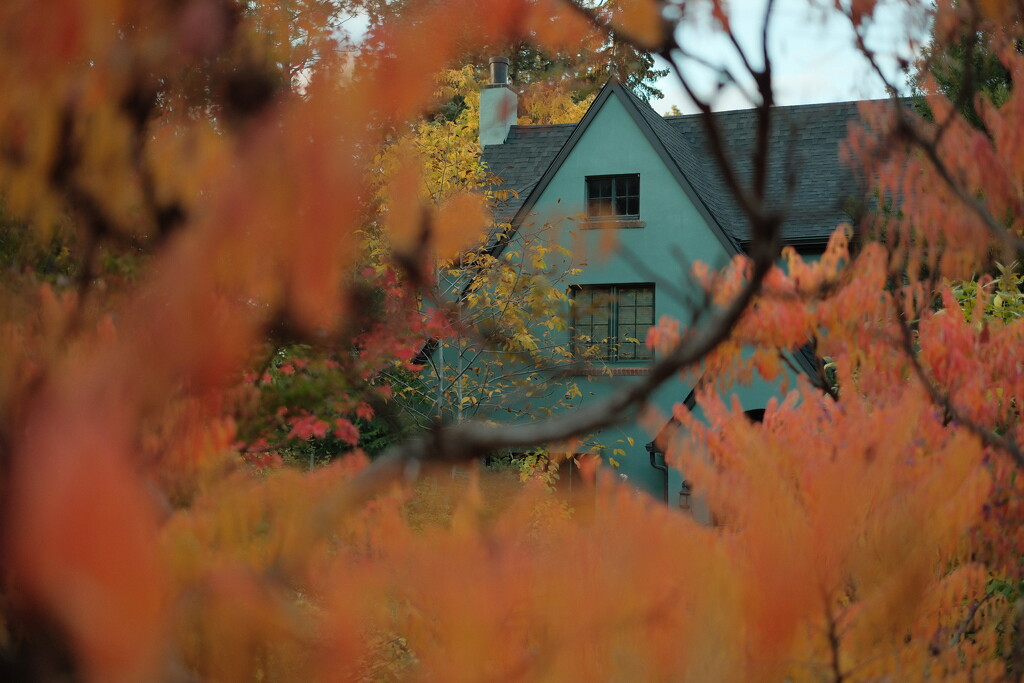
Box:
333, 418, 360, 445
288, 413, 329, 440
356, 402, 375, 421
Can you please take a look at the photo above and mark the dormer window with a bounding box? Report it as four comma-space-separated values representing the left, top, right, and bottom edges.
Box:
586, 174, 639, 221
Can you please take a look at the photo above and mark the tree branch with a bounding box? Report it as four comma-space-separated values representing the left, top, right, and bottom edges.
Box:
339, 227, 779, 505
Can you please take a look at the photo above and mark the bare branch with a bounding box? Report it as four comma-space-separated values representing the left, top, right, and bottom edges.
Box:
341, 232, 780, 504
824, 600, 846, 683
946, 592, 994, 650
325, 0, 791, 506
839, 6, 1024, 260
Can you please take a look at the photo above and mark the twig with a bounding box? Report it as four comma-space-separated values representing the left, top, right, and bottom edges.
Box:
841, 6, 1024, 260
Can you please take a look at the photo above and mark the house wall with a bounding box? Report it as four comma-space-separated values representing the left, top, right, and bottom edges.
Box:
512, 93, 803, 497
433, 90, 822, 504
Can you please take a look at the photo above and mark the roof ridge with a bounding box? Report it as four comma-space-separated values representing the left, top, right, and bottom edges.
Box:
503, 96, 903, 131
612, 81, 742, 253
508, 123, 576, 129
662, 96, 906, 121
482, 78, 864, 252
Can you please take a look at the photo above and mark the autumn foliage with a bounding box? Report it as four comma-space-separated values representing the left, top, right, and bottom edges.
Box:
2, 0, 1024, 681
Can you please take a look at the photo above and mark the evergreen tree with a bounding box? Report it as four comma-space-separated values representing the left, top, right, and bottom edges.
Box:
912, 11, 1019, 132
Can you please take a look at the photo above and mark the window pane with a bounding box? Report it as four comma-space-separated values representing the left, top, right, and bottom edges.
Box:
576, 302, 592, 325
623, 196, 639, 216
589, 177, 613, 198
587, 175, 639, 218
614, 195, 629, 216
591, 293, 612, 323
572, 284, 653, 363
588, 198, 613, 218
620, 174, 639, 196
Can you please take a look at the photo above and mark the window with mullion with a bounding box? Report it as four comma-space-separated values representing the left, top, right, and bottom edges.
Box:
586, 174, 640, 220
571, 284, 654, 362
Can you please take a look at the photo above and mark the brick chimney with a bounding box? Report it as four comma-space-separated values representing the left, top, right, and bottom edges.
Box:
479, 57, 517, 146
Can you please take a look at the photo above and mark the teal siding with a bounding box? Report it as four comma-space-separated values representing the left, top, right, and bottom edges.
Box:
438, 89, 817, 501
514, 94, 730, 494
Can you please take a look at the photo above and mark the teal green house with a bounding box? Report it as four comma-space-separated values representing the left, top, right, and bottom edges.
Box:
461, 58, 863, 507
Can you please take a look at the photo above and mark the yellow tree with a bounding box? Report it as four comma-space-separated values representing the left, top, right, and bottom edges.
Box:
370, 67, 593, 434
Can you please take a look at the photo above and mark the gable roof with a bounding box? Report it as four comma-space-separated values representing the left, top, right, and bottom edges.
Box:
482, 80, 866, 252
476, 81, 842, 402
484, 81, 741, 255
664, 100, 862, 249
483, 123, 575, 225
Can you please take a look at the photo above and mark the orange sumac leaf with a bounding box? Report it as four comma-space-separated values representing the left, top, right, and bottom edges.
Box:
10, 397, 165, 682
434, 192, 488, 257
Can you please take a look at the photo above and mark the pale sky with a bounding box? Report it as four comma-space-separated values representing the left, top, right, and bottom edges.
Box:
654, 0, 931, 113
344, 0, 931, 114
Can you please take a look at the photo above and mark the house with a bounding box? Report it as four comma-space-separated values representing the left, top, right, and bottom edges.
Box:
469, 57, 865, 506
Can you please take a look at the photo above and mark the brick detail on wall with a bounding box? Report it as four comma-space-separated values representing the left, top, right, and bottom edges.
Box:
610, 367, 649, 376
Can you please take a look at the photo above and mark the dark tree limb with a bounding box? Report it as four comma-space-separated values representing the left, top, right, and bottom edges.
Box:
326, 0, 794, 508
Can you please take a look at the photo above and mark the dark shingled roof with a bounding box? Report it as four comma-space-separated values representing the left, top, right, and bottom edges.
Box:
482, 82, 866, 251
482, 123, 574, 224
665, 100, 862, 247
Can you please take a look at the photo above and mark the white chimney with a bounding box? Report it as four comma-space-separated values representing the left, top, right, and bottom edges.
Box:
479, 57, 517, 146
